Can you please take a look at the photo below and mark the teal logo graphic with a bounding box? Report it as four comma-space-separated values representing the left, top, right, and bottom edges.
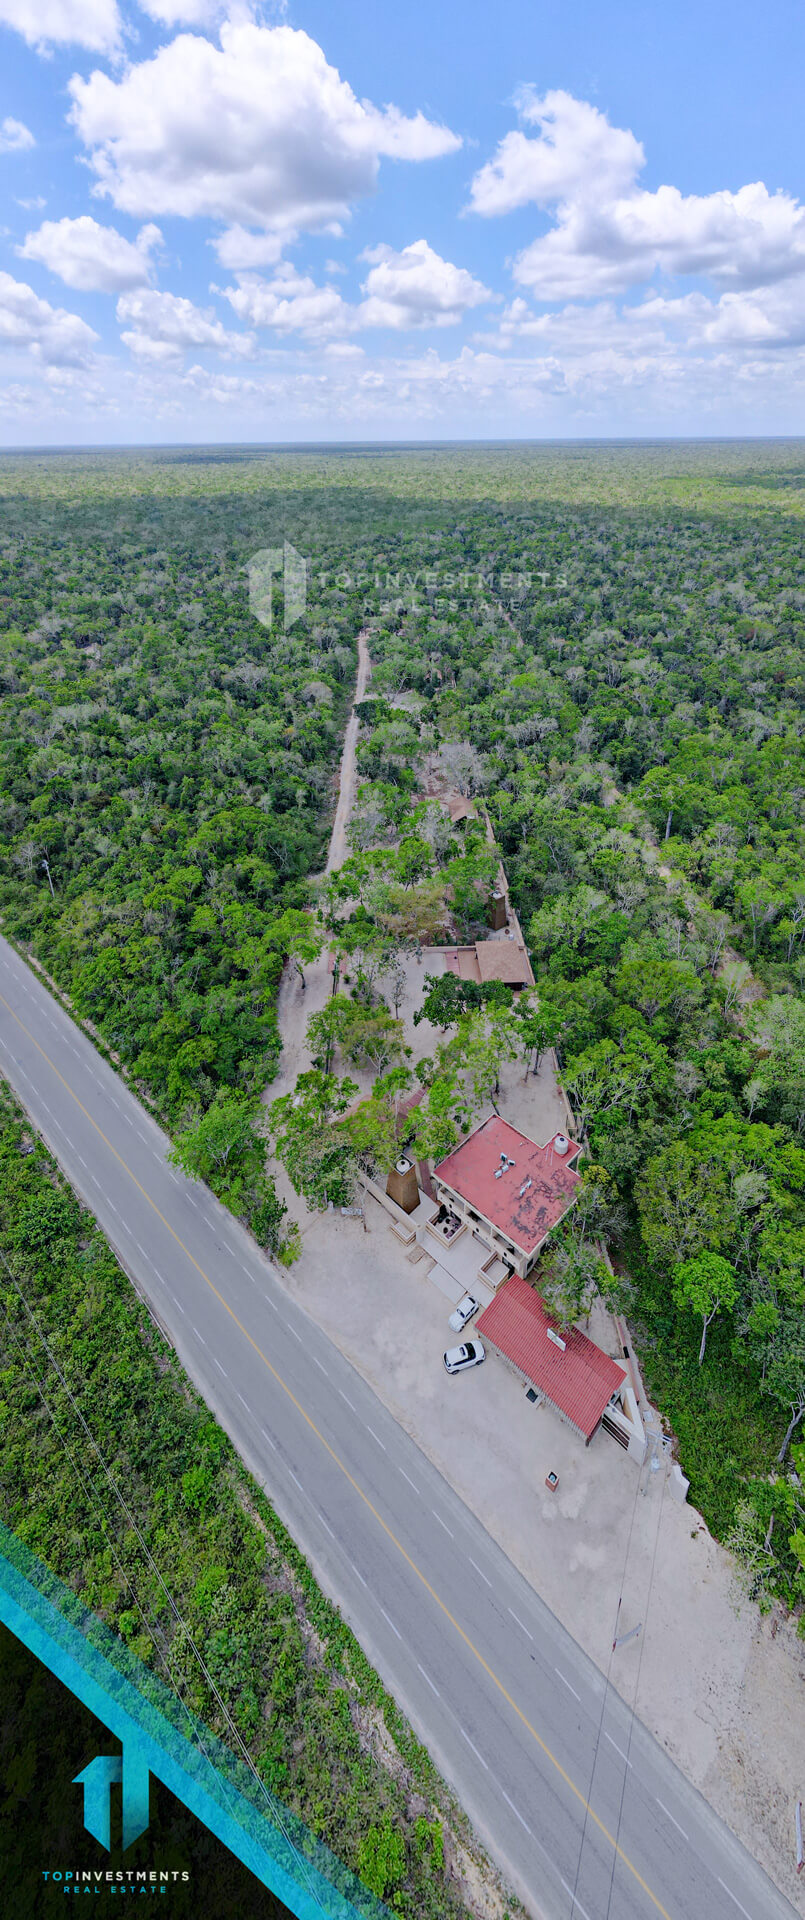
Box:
73, 1748, 151, 1852
0, 1523, 385, 1920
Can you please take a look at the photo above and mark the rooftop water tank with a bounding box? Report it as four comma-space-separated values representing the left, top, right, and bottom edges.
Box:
553, 1133, 570, 1156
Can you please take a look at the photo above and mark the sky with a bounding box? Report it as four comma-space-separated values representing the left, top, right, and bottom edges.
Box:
0, 0, 804, 444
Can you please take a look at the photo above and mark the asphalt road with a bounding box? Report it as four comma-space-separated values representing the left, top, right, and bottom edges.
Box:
0, 932, 797, 1920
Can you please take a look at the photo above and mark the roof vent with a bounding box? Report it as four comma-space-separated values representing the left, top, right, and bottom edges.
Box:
518, 1177, 533, 1198
553, 1134, 570, 1157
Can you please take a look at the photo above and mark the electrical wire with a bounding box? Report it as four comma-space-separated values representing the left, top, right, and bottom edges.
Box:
565, 1425, 647, 1919
603, 1447, 669, 1920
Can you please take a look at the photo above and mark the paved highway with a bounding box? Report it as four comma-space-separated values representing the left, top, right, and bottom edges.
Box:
0, 932, 797, 1920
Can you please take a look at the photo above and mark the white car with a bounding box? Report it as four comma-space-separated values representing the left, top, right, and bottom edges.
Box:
449, 1293, 480, 1334
443, 1341, 486, 1375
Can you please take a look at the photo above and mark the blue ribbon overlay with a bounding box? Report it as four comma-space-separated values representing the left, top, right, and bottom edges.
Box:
0, 1522, 389, 1920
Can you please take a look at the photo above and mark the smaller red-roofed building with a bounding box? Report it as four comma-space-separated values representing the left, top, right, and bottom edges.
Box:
476, 1275, 629, 1446
432, 1115, 582, 1279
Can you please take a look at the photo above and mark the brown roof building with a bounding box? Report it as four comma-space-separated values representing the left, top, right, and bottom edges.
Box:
439, 935, 535, 990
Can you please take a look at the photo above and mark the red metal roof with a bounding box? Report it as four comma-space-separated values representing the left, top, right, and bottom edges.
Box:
476, 1275, 626, 1441
433, 1115, 581, 1256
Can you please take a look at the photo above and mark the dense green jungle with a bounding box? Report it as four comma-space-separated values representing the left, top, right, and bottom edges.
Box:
0, 440, 804, 1907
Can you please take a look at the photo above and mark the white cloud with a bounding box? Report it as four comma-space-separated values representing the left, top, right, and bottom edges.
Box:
19, 216, 162, 293
117, 286, 254, 362
358, 239, 491, 328
640, 281, 805, 351
211, 225, 288, 272
218, 241, 490, 341
469, 89, 643, 217
470, 88, 805, 307
513, 179, 805, 300
181, 362, 261, 403
138, 0, 219, 23
0, 0, 120, 53
0, 118, 35, 154
220, 264, 351, 340
0, 270, 98, 364
69, 22, 460, 241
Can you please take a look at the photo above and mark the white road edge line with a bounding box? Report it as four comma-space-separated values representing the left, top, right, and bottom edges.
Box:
460, 1729, 489, 1772
560, 1878, 592, 1920
507, 1606, 534, 1641
469, 1557, 492, 1587
416, 1663, 439, 1698
655, 1798, 688, 1839
499, 1786, 531, 1834
555, 1668, 581, 1701
604, 1732, 632, 1767
717, 1879, 754, 1920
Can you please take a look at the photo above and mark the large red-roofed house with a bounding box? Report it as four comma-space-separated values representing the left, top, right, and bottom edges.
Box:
432, 1114, 582, 1280
476, 1276, 628, 1445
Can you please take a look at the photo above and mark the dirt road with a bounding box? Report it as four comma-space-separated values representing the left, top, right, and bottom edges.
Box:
326, 630, 371, 874
268, 632, 371, 1101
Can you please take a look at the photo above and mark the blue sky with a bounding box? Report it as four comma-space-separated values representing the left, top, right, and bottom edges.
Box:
0, 0, 803, 443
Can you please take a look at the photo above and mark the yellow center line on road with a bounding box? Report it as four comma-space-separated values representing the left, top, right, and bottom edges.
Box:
0, 984, 674, 1920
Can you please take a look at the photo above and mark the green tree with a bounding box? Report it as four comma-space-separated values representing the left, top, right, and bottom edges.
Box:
538, 1236, 611, 1329
564, 1034, 668, 1137
672, 1251, 739, 1365
267, 1070, 358, 1209
638, 1141, 735, 1271
169, 1091, 289, 1255
307, 994, 408, 1075
746, 996, 805, 1136
345, 1066, 414, 1179
357, 1817, 406, 1904
264, 908, 324, 987
169, 1090, 260, 1187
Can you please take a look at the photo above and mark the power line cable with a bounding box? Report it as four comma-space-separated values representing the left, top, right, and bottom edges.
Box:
604, 1443, 669, 1920
565, 1425, 647, 1919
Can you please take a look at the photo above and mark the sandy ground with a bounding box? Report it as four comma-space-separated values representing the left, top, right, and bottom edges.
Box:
265, 644, 805, 1914
270, 1185, 805, 1914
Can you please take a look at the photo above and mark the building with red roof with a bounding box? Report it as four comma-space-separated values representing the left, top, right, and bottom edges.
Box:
476, 1275, 628, 1445
432, 1115, 582, 1279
